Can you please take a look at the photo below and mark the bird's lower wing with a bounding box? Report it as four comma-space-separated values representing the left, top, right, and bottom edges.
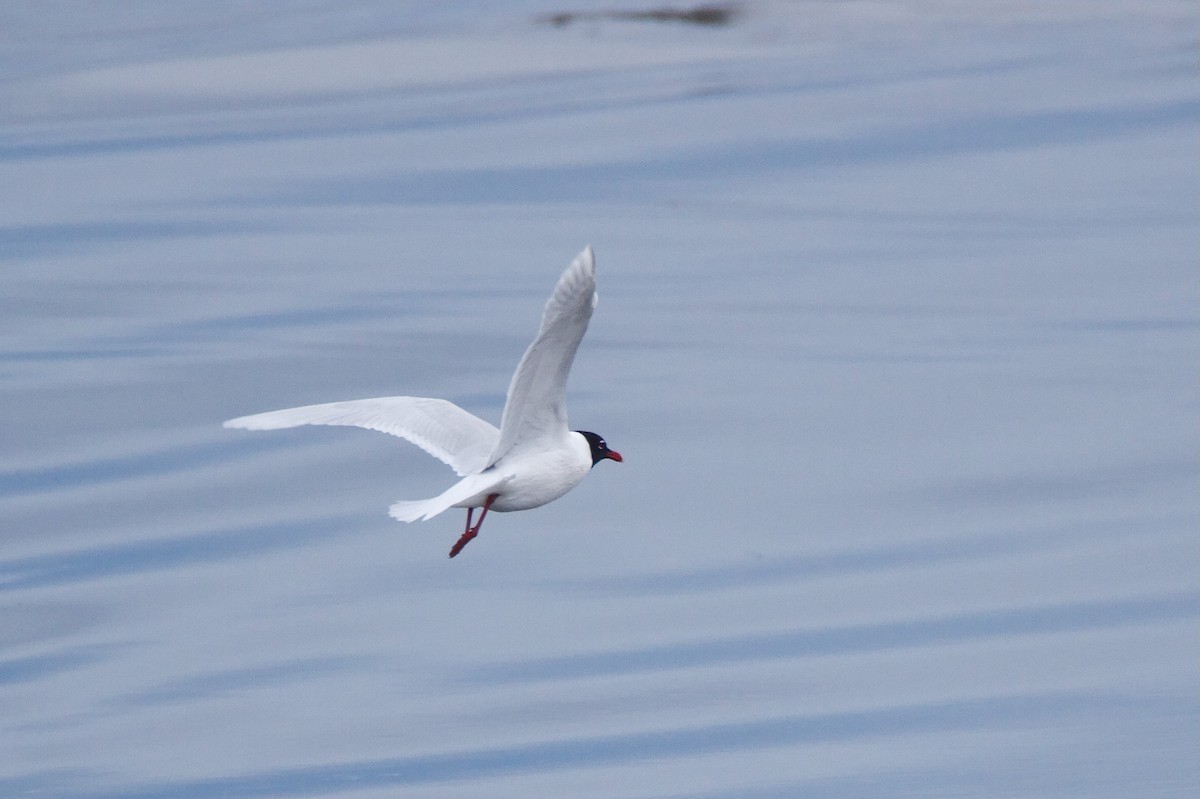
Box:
224, 396, 499, 476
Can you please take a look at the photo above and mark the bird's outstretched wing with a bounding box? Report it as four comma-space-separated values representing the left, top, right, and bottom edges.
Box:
488, 246, 597, 466
224, 396, 499, 476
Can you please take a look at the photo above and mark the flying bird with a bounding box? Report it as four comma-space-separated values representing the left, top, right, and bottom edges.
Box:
224, 246, 622, 557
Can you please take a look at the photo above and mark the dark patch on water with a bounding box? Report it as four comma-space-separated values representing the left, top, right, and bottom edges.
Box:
542, 4, 738, 28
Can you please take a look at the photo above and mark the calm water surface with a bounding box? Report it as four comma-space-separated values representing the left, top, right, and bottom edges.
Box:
2, 3, 1198, 797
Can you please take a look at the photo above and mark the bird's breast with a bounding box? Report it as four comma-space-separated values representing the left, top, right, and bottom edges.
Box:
488, 437, 593, 512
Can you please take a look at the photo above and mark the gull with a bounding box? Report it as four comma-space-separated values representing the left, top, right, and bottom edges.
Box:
224, 246, 622, 557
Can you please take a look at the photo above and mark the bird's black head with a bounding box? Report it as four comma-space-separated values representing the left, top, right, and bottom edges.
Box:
577, 430, 623, 467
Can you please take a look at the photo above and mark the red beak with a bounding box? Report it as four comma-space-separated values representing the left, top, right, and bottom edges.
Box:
606, 450, 623, 462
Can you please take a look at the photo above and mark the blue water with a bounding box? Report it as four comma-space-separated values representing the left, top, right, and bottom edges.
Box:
3, 3, 1198, 797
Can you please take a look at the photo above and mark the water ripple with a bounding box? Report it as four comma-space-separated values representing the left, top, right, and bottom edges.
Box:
0, 436, 285, 499
0, 515, 360, 592
69, 692, 1176, 798
472, 593, 1200, 683
0, 643, 120, 685
118, 656, 374, 708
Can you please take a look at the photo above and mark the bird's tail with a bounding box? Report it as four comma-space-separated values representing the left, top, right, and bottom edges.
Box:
388, 473, 507, 523
388, 497, 444, 523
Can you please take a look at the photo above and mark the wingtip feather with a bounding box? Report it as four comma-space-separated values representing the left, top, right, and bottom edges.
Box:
222, 412, 292, 431
577, 244, 595, 275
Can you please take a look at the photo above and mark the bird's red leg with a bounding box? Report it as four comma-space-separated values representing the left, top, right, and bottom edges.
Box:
448, 493, 498, 558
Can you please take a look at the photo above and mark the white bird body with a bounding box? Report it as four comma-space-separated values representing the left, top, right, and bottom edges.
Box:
224, 246, 621, 557
390, 431, 593, 520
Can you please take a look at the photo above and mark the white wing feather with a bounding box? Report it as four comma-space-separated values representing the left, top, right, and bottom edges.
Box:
224, 396, 499, 476
488, 246, 597, 466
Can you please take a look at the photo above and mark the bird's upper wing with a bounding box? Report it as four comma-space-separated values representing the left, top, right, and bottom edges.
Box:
488, 246, 597, 466
224, 396, 499, 476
